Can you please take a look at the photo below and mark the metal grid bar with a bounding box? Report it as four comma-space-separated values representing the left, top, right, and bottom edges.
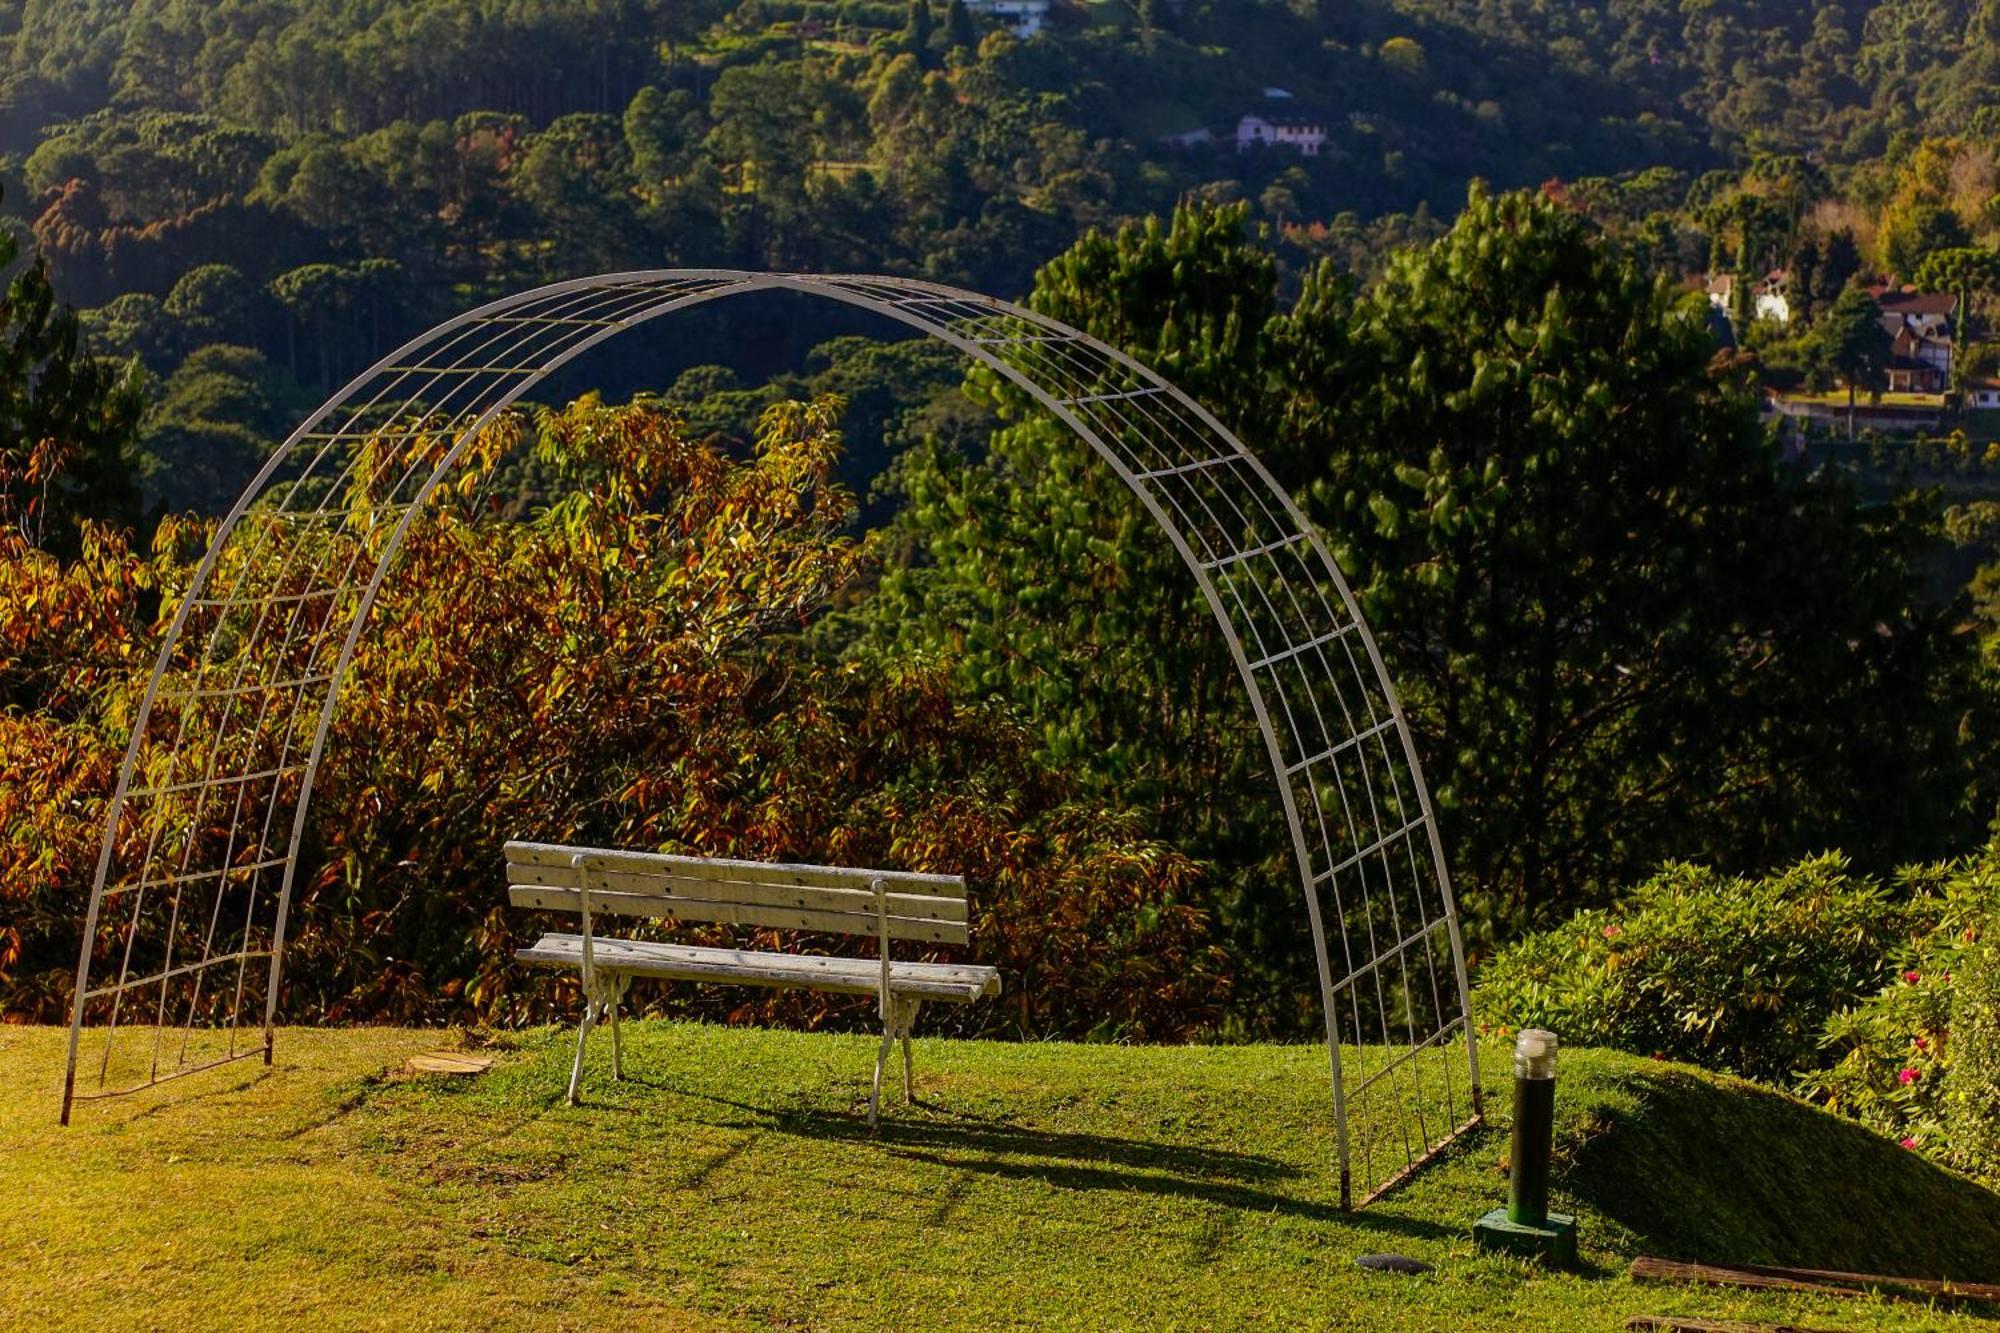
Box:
63, 269, 1478, 1211
84, 951, 270, 1002
100, 858, 290, 897
1328, 918, 1454, 1001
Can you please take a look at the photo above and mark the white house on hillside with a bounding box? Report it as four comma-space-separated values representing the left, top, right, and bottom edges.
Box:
964, 0, 1049, 36
1237, 107, 1329, 157
1705, 271, 1791, 326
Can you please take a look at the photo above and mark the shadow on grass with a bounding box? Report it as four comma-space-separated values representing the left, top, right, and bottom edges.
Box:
128, 1067, 271, 1121
634, 1082, 1458, 1241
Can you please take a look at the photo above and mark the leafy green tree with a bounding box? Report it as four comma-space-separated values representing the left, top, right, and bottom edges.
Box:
513, 113, 639, 275
138, 344, 292, 515
0, 204, 143, 552
901, 0, 934, 61
1882, 203, 1972, 281
1807, 283, 1893, 438
1274, 187, 1984, 931
1815, 228, 1864, 311
848, 201, 1307, 1027
163, 263, 272, 352
944, 0, 977, 51
624, 85, 695, 196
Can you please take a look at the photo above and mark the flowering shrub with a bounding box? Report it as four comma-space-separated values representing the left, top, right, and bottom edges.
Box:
1474, 855, 1912, 1082
1802, 852, 1999, 1181
1949, 934, 2000, 1180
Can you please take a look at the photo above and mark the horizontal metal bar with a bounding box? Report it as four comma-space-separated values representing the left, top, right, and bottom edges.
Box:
1059, 386, 1165, 407
189, 586, 341, 609
1283, 715, 1401, 778
970, 332, 1075, 346
380, 365, 545, 376
1135, 453, 1237, 483
128, 765, 305, 800
483, 315, 624, 328
1345, 1014, 1467, 1101
1200, 531, 1311, 572
1250, 620, 1360, 673
156, 672, 337, 704
1311, 815, 1430, 886
70, 1047, 265, 1103
1328, 916, 1451, 999
85, 950, 271, 1002
265, 506, 414, 524
101, 857, 289, 898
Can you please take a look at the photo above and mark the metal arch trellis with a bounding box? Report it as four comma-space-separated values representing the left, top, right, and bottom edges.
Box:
61, 271, 1481, 1208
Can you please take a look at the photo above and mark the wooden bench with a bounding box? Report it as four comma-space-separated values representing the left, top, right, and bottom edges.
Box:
505, 841, 1001, 1124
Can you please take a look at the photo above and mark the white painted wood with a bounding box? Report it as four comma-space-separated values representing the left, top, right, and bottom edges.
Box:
505, 863, 970, 924
512, 841, 998, 1117
517, 934, 1001, 1002
506, 841, 966, 897
507, 884, 968, 945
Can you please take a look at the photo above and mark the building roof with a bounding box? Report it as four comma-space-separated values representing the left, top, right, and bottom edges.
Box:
1873, 287, 1958, 317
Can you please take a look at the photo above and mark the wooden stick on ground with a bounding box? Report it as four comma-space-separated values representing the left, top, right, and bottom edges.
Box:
1632, 1312, 1848, 1320
1626, 1317, 1854, 1333
1631, 1255, 2000, 1304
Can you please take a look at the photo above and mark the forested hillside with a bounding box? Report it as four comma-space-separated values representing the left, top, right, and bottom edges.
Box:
8, 0, 2000, 508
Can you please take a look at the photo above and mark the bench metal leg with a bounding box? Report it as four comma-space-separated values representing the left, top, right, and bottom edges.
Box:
566, 1005, 596, 1105
899, 998, 922, 1104
869, 1021, 896, 1130
608, 999, 623, 1080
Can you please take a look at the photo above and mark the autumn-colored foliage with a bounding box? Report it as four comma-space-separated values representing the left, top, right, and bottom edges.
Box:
2, 396, 1229, 1039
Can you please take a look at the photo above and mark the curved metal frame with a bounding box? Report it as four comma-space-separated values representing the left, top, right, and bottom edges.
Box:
62, 271, 1479, 1206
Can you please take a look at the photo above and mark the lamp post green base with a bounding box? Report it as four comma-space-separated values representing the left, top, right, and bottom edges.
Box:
1473, 1208, 1578, 1266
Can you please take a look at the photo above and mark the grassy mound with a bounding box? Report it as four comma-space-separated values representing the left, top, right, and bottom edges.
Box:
5, 1025, 1995, 1329
1557, 1053, 2000, 1276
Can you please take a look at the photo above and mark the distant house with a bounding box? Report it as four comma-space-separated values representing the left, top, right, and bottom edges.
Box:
964, 0, 1050, 36
1873, 288, 1958, 393
1967, 377, 2000, 410
1237, 106, 1330, 157
1705, 271, 1790, 325
1754, 270, 1790, 325
1158, 126, 1216, 149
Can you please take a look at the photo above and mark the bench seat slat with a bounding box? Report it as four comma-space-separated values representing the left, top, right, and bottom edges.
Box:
509, 885, 968, 945
506, 840, 966, 898
506, 863, 969, 924
517, 934, 1001, 1003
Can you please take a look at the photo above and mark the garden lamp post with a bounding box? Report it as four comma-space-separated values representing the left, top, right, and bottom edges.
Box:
1474, 1028, 1578, 1265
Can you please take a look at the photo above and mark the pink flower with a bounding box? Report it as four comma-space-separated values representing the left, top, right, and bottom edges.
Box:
1603, 924, 1623, 940
1901, 1137, 1918, 1150
1898, 1068, 1921, 1085
1903, 970, 1921, 984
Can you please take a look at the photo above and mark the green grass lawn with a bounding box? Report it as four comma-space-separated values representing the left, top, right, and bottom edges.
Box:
1775, 389, 1948, 409
6, 1023, 1998, 1329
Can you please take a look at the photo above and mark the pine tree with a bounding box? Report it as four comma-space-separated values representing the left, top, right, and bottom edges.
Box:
944, 0, 976, 50
902, 0, 934, 60
0, 194, 144, 552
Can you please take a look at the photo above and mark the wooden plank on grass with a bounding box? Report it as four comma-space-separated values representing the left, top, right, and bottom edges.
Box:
406, 1051, 494, 1076
1631, 1256, 2000, 1304
1626, 1317, 1854, 1333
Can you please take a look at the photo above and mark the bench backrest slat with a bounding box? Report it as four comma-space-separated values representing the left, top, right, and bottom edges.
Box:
504, 841, 969, 945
